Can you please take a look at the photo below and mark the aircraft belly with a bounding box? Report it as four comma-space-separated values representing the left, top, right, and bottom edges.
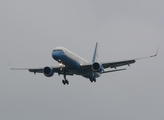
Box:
65, 65, 88, 75
61, 56, 87, 75
61, 56, 101, 78
53, 52, 91, 76
82, 72, 101, 79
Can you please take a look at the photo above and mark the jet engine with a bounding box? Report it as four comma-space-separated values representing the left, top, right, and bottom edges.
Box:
92, 62, 104, 72
43, 66, 54, 77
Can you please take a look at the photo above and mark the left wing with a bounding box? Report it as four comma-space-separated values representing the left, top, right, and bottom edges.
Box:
9, 66, 74, 75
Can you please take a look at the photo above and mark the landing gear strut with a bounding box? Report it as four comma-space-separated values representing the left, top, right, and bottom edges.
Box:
62, 69, 69, 85
90, 72, 96, 83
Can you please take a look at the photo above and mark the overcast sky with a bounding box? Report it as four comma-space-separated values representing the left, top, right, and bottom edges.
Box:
0, 0, 164, 120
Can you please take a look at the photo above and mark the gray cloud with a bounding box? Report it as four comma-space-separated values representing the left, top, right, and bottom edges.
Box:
0, 0, 163, 120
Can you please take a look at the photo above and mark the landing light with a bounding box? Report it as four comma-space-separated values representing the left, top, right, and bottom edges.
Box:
59, 63, 65, 67
58, 59, 62, 62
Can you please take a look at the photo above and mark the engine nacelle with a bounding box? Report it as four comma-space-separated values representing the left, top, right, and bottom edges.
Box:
43, 66, 54, 77
92, 62, 104, 72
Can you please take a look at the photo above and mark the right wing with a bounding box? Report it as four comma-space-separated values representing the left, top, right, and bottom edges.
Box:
102, 48, 158, 69
81, 47, 158, 72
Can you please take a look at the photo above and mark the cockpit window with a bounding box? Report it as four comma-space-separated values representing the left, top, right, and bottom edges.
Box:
53, 49, 63, 52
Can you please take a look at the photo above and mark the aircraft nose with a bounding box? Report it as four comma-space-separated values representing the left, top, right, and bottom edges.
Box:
52, 51, 65, 60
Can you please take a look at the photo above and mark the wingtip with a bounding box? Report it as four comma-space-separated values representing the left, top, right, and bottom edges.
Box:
150, 47, 159, 57
8, 60, 15, 70
8, 60, 12, 69
156, 46, 159, 55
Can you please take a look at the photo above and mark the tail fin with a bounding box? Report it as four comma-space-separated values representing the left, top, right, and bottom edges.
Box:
92, 42, 99, 62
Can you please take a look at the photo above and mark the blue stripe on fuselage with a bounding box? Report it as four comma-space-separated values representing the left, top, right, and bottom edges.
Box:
52, 51, 86, 75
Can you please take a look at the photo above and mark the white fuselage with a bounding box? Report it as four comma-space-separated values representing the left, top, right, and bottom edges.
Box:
51, 46, 100, 78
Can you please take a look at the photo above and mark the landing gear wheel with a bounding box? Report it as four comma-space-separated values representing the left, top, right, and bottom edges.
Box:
90, 78, 96, 83
62, 80, 66, 85
65, 80, 69, 84
90, 78, 93, 83
62, 79, 69, 85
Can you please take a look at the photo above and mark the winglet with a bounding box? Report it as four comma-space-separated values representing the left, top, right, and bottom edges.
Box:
92, 42, 99, 62
8, 60, 12, 69
8, 60, 17, 70
150, 47, 159, 57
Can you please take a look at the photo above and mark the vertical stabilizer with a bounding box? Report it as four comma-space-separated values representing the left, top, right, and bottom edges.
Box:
92, 42, 99, 62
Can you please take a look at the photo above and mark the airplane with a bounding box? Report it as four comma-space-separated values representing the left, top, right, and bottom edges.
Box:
10, 43, 158, 85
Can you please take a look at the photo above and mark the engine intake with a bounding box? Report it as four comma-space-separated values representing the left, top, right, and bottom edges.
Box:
43, 66, 54, 77
92, 62, 104, 72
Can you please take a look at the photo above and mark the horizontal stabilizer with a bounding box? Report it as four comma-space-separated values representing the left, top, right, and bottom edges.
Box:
101, 68, 126, 74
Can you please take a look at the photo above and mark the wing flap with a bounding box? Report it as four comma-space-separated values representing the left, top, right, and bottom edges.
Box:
101, 68, 126, 74
103, 60, 136, 69
29, 69, 43, 73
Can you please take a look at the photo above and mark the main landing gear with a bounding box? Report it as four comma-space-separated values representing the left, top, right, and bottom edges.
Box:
90, 78, 96, 83
62, 70, 69, 85
62, 79, 69, 85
